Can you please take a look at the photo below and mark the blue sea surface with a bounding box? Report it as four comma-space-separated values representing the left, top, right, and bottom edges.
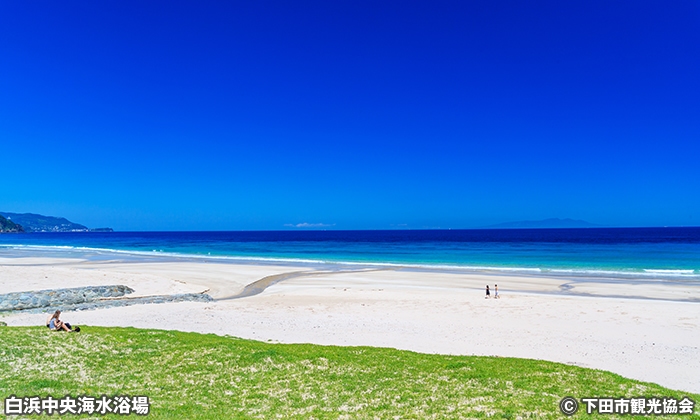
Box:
1, 228, 699, 280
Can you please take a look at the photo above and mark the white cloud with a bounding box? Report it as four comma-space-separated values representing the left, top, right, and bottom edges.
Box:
284, 222, 335, 228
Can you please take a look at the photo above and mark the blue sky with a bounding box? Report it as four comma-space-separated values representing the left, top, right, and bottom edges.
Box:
1, 1, 699, 231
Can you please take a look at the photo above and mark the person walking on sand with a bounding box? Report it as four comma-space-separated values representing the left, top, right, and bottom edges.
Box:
46, 310, 75, 332
495, 284, 500, 299
485, 285, 490, 299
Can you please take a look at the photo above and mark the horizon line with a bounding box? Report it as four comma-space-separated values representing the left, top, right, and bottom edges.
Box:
14, 225, 700, 233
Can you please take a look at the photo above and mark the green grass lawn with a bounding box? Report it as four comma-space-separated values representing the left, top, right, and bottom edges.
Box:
0, 326, 697, 419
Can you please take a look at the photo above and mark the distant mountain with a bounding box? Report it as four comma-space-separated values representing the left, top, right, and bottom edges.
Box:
0, 215, 26, 233
0, 212, 113, 233
485, 218, 600, 229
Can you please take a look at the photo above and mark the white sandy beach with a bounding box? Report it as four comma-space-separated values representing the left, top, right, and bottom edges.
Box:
1, 257, 699, 394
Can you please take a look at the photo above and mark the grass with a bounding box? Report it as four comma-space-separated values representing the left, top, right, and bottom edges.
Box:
0, 326, 697, 419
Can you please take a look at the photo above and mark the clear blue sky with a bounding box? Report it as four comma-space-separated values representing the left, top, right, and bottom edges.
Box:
1, 1, 698, 231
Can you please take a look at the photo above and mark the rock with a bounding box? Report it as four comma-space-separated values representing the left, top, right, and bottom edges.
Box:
0, 285, 211, 314
0, 285, 135, 311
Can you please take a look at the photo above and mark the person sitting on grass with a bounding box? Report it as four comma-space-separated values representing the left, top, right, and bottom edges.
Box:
46, 310, 76, 332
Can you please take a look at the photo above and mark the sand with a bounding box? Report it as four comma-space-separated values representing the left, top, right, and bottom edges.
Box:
1, 257, 698, 394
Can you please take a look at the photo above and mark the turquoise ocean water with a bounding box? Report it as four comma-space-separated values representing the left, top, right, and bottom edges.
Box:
1, 228, 699, 281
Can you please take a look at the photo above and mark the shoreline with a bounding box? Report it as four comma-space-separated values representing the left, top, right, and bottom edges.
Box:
2, 243, 700, 284
1, 254, 699, 394
2, 246, 699, 302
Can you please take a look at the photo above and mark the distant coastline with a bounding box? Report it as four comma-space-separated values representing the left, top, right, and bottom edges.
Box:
0, 212, 112, 233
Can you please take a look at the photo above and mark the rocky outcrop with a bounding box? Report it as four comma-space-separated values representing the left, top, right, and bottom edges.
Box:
0, 285, 213, 314
0, 215, 25, 233
31, 293, 213, 313
0, 285, 135, 311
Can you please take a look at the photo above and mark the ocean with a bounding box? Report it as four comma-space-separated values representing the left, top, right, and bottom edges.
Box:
1, 228, 699, 281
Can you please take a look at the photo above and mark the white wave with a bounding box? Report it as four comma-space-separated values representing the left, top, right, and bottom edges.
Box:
643, 269, 696, 274
2, 244, 698, 280
0, 244, 333, 265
